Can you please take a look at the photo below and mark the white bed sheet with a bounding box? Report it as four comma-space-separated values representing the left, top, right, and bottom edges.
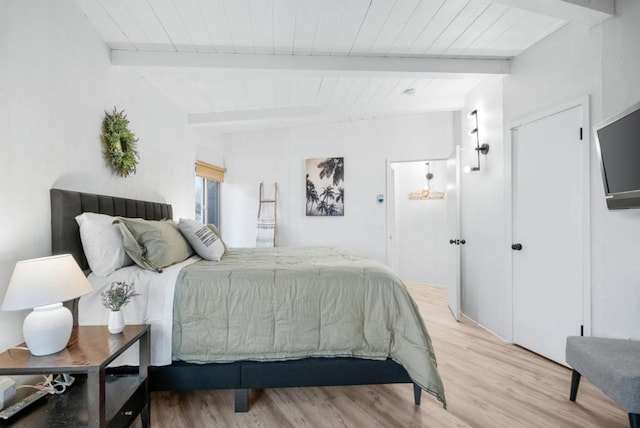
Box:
78, 255, 200, 366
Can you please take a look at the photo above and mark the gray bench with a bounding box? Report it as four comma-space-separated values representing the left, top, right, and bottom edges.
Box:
566, 336, 640, 428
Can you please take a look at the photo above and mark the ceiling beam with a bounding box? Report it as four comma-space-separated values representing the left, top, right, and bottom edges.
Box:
112, 51, 510, 79
491, 0, 614, 26
187, 97, 465, 127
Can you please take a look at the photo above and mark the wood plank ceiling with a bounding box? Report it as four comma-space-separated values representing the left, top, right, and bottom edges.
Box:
76, 0, 567, 131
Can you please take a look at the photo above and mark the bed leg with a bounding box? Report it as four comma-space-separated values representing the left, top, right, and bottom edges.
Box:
235, 388, 249, 413
413, 383, 422, 406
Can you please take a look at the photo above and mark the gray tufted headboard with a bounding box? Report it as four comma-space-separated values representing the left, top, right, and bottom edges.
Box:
50, 188, 173, 272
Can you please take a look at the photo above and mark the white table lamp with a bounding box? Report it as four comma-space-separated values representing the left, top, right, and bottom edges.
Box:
1, 254, 93, 356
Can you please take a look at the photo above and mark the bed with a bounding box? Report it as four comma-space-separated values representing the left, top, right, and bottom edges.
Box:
50, 188, 446, 412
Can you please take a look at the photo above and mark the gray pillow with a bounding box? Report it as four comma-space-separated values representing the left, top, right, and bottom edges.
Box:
179, 218, 225, 261
114, 218, 194, 272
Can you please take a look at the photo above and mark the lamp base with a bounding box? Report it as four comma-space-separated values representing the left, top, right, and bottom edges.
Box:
23, 303, 72, 356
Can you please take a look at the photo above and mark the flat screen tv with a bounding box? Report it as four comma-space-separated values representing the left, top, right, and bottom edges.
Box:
594, 101, 640, 210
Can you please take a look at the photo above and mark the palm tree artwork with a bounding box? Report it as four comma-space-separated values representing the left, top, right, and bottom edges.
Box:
306, 157, 344, 216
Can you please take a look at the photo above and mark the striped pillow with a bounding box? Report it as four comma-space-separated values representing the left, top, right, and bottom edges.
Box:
178, 218, 225, 261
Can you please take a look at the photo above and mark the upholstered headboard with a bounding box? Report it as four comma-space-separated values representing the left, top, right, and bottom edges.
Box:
50, 188, 173, 272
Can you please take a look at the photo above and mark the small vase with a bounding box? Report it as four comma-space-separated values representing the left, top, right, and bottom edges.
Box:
108, 310, 125, 334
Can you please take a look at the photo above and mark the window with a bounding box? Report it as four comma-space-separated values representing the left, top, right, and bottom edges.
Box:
195, 161, 226, 227
195, 177, 219, 225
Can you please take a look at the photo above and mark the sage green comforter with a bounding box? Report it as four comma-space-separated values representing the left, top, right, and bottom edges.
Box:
172, 246, 445, 405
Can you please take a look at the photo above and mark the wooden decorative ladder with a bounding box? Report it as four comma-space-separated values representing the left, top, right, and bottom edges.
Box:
256, 182, 278, 247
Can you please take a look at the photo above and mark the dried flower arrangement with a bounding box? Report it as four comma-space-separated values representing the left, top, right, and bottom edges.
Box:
100, 281, 140, 311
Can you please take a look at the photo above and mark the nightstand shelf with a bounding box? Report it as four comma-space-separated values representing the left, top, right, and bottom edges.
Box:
0, 325, 149, 428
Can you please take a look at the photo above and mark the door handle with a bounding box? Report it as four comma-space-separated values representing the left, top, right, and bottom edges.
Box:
460, 240, 466, 245
449, 239, 456, 244
511, 243, 523, 251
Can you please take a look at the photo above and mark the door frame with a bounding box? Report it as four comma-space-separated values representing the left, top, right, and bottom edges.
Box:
504, 95, 591, 343
385, 157, 450, 272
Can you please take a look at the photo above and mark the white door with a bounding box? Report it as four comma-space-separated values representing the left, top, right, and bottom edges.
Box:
386, 163, 399, 273
446, 147, 461, 321
512, 106, 585, 365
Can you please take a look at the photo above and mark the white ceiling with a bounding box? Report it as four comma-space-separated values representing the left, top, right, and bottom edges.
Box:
75, 0, 612, 132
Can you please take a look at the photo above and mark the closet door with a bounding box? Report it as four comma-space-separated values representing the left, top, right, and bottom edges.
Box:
512, 105, 586, 364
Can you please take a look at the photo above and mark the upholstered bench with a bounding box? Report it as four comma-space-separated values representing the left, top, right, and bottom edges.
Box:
566, 336, 640, 428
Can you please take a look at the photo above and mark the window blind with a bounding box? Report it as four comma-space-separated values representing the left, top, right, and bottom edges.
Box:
195, 161, 226, 182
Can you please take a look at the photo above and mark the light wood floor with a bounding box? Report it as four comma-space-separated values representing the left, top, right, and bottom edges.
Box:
138, 284, 627, 427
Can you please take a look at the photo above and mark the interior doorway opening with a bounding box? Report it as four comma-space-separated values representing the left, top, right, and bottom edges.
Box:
386, 159, 449, 286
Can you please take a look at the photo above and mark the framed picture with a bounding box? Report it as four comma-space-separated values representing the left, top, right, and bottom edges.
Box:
305, 157, 344, 216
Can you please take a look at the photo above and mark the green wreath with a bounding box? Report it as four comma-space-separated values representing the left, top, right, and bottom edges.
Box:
101, 108, 139, 177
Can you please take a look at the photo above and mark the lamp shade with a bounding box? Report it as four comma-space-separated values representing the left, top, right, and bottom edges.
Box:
1, 254, 93, 311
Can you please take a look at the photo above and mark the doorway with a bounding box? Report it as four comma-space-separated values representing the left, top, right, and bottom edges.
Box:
386, 160, 450, 287
510, 99, 590, 365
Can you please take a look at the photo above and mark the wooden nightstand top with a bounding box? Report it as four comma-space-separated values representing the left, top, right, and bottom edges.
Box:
0, 325, 149, 374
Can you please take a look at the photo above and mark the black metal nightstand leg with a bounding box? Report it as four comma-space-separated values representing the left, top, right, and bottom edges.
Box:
141, 403, 150, 428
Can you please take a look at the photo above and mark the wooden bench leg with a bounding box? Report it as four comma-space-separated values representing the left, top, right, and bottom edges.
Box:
413, 383, 422, 406
569, 370, 581, 401
630, 413, 639, 428
235, 389, 249, 413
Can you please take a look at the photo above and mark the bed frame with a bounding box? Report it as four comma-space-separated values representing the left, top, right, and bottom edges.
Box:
50, 188, 421, 411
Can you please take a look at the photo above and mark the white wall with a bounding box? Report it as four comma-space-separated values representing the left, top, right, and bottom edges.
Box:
394, 161, 448, 285
459, 77, 506, 336
499, 23, 600, 341
0, 0, 224, 351
463, 0, 640, 340
590, 0, 640, 339
196, 128, 226, 167
220, 113, 455, 263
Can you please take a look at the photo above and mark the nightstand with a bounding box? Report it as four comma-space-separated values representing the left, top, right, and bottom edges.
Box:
0, 324, 149, 427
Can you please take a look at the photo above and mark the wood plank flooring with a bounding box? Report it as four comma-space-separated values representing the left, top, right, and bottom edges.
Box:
138, 284, 628, 427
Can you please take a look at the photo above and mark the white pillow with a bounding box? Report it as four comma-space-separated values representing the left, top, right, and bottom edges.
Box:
178, 218, 225, 261
75, 212, 133, 276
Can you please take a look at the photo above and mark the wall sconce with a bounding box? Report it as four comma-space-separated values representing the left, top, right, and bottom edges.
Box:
465, 109, 490, 173
424, 162, 434, 189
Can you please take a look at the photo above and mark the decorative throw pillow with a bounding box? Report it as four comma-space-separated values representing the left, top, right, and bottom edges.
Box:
114, 218, 194, 272
179, 218, 225, 261
75, 212, 133, 277
207, 223, 227, 252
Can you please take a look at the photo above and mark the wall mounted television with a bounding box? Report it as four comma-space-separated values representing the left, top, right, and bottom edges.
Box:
594, 100, 640, 210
